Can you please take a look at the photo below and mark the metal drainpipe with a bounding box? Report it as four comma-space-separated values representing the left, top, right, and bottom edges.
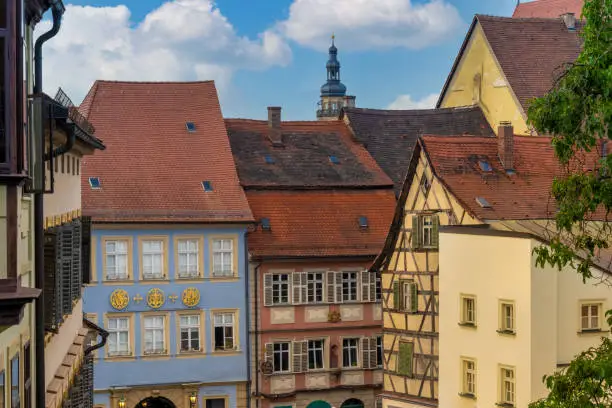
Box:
244, 234, 252, 408
33, 2, 64, 407
253, 261, 262, 408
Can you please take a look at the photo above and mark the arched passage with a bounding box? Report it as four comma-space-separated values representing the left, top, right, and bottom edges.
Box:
340, 398, 364, 408
134, 396, 176, 408
306, 400, 332, 408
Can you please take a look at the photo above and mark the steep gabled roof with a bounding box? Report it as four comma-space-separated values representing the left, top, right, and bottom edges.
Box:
225, 119, 392, 189
80, 80, 253, 223
246, 189, 396, 258
513, 0, 583, 18
437, 15, 582, 114
341, 106, 494, 194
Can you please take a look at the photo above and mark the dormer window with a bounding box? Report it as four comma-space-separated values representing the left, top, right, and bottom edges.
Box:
261, 218, 271, 231
89, 177, 101, 189
264, 155, 275, 164
186, 122, 196, 132
202, 181, 213, 192
329, 155, 340, 164
358, 216, 368, 229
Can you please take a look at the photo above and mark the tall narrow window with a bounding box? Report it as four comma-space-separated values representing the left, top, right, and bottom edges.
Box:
500, 367, 515, 405
341, 272, 358, 302
376, 336, 383, 368
422, 216, 434, 247
308, 340, 324, 370
11, 355, 19, 408
105, 240, 128, 280
213, 312, 235, 351
342, 338, 359, 368
272, 274, 289, 304
212, 239, 233, 277
23, 342, 31, 408
144, 315, 165, 354
273, 342, 290, 373
142, 240, 164, 279
307, 272, 324, 303
177, 239, 199, 278
460, 295, 476, 326
179, 315, 200, 352
375, 275, 382, 301
107, 317, 130, 356
500, 301, 515, 333
462, 359, 476, 396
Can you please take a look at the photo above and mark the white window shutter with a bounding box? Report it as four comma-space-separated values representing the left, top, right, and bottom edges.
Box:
361, 270, 371, 302
335, 272, 343, 304
327, 271, 336, 303
292, 273, 303, 304
264, 343, 274, 365
370, 272, 377, 302
370, 336, 378, 368
263, 274, 273, 306
300, 272, 308, 304
361, 338, 371, 369
292, 341, 307, 373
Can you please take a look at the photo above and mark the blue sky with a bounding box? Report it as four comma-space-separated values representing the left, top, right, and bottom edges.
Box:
40, 0, 519, 120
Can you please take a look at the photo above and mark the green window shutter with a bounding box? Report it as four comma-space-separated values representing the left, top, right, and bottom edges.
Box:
397, 342, 413, 376
431, 215, 440, 248
393, 282, 400, 310
410, 283, 418, 312
411, 216, 421, 249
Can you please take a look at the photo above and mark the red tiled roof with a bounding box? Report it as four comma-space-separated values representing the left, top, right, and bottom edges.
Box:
226, 119, 393, 188
420, 135, 603, 221
513, 0, 583, 18
80, 81, 253, 223
246, 190, 396, 258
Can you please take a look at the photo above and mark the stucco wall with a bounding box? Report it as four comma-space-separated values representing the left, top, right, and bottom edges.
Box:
439, 24, 529, 135
44, 152, 82, 218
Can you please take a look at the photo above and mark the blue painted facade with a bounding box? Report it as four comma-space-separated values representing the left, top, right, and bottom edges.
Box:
83, 226, 249, 408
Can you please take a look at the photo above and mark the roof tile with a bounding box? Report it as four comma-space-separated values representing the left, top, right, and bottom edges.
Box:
513, 0, 583, 18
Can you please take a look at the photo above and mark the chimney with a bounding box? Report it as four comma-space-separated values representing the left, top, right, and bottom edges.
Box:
560, 12, 576, 30
267, 106, 282, 146
498, 121, 514, 171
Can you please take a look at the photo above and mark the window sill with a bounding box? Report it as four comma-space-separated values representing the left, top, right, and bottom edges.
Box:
458, 393, 476, 399
176, 275, 203, 282
103, 279, 134, 285
211, 349, 242, 356
341, 366, 361, 371
458, 322, 477, 328
495, 403, 514, 407
209, 275, 239, 282
141, 277, 170, 284
105, 354, 135, 362
577, 329, 608, 335
496, 329, 516, 336
141, 352, 170, 360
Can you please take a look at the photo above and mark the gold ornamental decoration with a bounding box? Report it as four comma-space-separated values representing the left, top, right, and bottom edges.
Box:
110, 289, 130, 310
146, 288, 165, 309
182, 287, 200, 308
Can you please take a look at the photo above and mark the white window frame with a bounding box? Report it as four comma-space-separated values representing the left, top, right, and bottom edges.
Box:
500, 366, 515, 405
273, 342, 291, 373
500, 301, 515, 332
107, 317, 130, 356
177, 239, 199, 278
342, 338, 360, 368
213, 312, 236, 351
143, 315, 165, 355
460, 295, 476, 325
421, 215, 434, 247
272, 274, 290, 305
179, 314, 200, 352
105, 240, 128, 280
142, 240, 164, 280
402, 281, 414, 312
461, 358, 476, 396
307, 272, 324, 303
212, 239, 234, 277
341, 272, 358, 302
307, 339, 325, 370
580, 302, 602, 331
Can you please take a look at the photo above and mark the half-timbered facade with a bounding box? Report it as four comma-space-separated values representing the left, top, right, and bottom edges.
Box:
226, 109, 396, 408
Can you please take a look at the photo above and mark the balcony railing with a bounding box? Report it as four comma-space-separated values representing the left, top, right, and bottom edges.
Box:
54, 88, 96, 135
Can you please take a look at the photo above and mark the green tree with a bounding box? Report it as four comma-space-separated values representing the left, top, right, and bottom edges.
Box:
527, 0, 612, 406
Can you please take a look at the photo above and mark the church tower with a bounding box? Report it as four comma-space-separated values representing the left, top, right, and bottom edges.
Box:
316, 35, 356, 120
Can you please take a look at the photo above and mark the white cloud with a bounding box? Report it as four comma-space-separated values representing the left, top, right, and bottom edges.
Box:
277, 0, 463, 51
36, 0, 292, 103
387, 93, 439, 110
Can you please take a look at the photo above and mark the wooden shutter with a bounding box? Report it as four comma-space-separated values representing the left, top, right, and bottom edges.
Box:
71, 219, 82, 302
411, 216, 421, 249
431, 215, 440, 248
334, 272, 343, 304
370, 272, 377, 302
263, 343, 274, 370
292, 341, 308, 373
361, 270, 371, 302
361, 338, 372, 369
59, 225, 74, 317
263, 274, 273, 306
410, 283, 418, 313
393, 281, 400, 310
81, 216, 92, 285
398, 342, 413, 376
370, 336, 379, 368
292, 273, 307, 304
327, 271, 336, 303
44, 229, 61, 330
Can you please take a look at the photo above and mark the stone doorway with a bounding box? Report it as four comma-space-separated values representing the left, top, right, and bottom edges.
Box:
340, 398, 364, 408
135, 396, 176, 408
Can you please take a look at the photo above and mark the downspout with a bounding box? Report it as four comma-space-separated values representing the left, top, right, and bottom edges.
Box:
253, 261, 262, 408
83, 318, 109, 355
244, 234, 252, 408
33, 2, 64, 407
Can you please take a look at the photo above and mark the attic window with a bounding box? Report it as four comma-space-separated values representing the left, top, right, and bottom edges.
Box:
186, 122, 196, 132
358, 216, 369, 229
89, 177, 101, 189
478, 160, 493, 172
261, 217, 271, 231
264, 155, 275, 164
329, 155, 340, 164
475, 197, 491, 208
202, 181, 213, 192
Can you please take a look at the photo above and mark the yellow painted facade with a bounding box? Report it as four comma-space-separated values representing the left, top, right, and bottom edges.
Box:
380, 148, 481, 408
438, 23, 530, 135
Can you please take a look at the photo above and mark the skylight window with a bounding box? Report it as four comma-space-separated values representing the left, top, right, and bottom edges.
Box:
475, 197, 491, 208
358, 216, 369, 229
265, 155, 275, 164
261, 217, 271, 231
329, 155, 340, 164
186, 122, 196, 132
202, 181, 213, 192
89, 177, 101, 189
478, 160, 493, 172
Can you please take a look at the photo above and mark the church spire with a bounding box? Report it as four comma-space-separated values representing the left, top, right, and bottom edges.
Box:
316, 35, 356, 120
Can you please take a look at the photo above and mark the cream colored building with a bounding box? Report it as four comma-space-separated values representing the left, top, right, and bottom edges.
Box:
439, 226, 611, 407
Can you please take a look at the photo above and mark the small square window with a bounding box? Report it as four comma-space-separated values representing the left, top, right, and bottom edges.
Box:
89, 177, 101, 189
264, 155, 275, 164
261, 218, 271, 231
202, 181, 213, 192
358, 216, 368, 229
329, 155, 340, 164
186, 122, 196, 132
580, 302, 602, 331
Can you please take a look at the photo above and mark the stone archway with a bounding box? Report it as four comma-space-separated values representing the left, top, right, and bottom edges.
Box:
135, 396, 177, 408
340, 398, 364, 408
306, 401, 332, 408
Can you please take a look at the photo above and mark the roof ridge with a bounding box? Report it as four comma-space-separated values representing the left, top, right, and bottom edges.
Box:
477, 13, 567, 23
226, 118, 344, 125
93, 80, 215, 85
345, 105, 480, 116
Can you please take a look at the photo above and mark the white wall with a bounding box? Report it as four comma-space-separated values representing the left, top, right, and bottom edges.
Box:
44, 152, 82, 218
